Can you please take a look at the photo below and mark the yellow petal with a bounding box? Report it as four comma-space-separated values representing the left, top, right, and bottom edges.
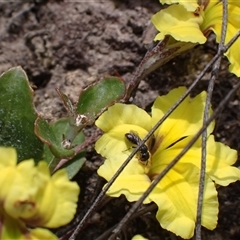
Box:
152, 5, 206, 43
151, 135, 240, 187
225, 30, 240, 77
98, 154, 145, 179
201, 0, 222, 31
105, 174, 151, 203
24, 162, 80, 228
174, 135, 240, 186
151, 87, 214, 152
95, 124, 150, 159
221, 13, 240, 77
150, 163, 218, 239
160, 0, 199, 11
205, 135, 240, 185
0, 147, 17, 168
228, 0, 240, 7
203, 3, 240, 76
131, 234, 148, 240
151, 135, 202, 176
0, 168, 16, 207
28, 229, 57, 240
38, 169, 79, 228
98, 155, 151, 203
95, 103, 151, 133
1, 160, 39, 219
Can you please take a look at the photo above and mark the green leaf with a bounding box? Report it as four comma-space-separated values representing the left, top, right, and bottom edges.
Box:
0, 67, 43, 162
62, 151, 86, 179
76, 77, 125, 122
35, 117, 75, 158
37, 118, 85, 179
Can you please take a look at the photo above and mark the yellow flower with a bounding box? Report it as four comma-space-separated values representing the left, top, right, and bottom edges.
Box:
95, 87, 240, 239
151, 0, 240, 76
0, 147, 80, 240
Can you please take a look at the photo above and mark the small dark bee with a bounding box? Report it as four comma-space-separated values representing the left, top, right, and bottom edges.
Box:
125, 131, 150, 164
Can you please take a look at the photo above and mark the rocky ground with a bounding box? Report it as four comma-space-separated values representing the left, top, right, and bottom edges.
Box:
0, 1, 240, 239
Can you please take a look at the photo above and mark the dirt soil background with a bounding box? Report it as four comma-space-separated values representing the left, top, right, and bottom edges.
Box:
1, 1, 240, 240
